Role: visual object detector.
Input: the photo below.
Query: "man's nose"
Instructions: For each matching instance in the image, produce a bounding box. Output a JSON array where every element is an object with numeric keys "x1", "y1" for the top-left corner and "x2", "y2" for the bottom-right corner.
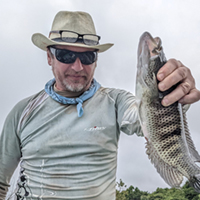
[{"x1": 71, "y1": 58, "x2": 83, "y2": 72}]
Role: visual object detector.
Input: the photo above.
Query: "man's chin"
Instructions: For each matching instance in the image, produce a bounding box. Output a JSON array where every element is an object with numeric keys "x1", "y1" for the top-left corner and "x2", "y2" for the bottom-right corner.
[{"x1": 65, "y1": 83, "x2": 85, "y2": 93}]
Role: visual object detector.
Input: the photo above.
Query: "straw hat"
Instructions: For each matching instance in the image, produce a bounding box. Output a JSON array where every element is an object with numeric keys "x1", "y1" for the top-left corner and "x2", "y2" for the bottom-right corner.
[{"x1": 32, "y1": 11, "x2": 113, "y2": 53}]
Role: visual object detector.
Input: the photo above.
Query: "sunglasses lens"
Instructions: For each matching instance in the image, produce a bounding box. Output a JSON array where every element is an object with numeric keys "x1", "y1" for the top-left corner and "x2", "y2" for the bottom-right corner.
[
  {"x1": 61, "y1": 32, "x2": 78, "y2": 43},
  {"x1": 51, "y1": 48, "x2": 97, "y2": 65},
  {"x1": 83, "y1": 35, "x2": 99, "y2": 45},
  {"x1": 56, "y1": 49, "x2": 76, "y2": 64},
  {"x1": 78, "y1": 51, "x2": 97, "y2": 65}
]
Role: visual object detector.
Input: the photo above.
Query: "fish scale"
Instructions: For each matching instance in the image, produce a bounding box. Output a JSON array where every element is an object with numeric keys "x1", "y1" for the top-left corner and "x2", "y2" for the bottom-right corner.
[
  {"x1": 136, "y1": 31, "x2": 200, "y2": 192},
  {"x1": 146, "y1": 102, "x2": 182, "y2": 164}
]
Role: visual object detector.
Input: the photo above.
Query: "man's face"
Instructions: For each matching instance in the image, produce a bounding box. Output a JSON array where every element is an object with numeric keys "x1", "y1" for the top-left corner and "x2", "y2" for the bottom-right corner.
[{"x1": 47, "y1": 45, "x2": 97, "y2": 96}]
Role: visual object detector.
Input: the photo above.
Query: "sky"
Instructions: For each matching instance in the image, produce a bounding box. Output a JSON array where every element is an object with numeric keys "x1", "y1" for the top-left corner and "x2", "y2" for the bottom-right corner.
[{"x1": 1, "y1": 0, "x2": 200, "y2": 195}]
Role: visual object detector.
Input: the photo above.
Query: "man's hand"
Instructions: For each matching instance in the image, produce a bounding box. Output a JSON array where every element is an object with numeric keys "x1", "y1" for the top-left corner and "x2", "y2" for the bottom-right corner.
[{"x1": 157, "y1": 59, "x2": 200, "y2": 106}]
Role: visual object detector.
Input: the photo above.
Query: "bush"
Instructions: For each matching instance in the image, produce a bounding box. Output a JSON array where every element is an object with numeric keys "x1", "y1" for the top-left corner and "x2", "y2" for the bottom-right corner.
[{"x1": 116, "y1": 180, "x2": 200, "y2": 200}]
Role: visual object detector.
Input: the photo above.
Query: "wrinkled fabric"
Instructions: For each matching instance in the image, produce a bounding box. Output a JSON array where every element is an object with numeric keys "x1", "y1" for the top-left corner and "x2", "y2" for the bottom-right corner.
[{"x1": 1, "y1": 87, "x2": 142, "y2": 200}]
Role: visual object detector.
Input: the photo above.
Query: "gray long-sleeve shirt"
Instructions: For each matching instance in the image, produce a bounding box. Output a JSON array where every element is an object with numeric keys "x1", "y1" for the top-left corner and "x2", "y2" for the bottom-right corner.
[{"x1": 0, "y1": 87, "x2": 142, "y2": 200}]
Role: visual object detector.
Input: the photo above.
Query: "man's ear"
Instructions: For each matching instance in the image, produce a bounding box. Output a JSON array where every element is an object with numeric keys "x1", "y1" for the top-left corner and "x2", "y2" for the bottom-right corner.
[{"x1": 47, "y1": 49, "x2": 53, "y2": 66}]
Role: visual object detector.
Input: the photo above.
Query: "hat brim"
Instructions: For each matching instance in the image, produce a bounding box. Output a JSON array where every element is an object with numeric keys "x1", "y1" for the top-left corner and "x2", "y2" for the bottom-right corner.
[{"x1": 32, "y1": 33, "x2": 113, "y2": 53}]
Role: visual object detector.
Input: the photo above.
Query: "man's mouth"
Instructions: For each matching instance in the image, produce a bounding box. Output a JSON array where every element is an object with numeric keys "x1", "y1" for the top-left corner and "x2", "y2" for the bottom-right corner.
[{"x1": 67, "y1": 75, "x2": 86, "y2": 81}]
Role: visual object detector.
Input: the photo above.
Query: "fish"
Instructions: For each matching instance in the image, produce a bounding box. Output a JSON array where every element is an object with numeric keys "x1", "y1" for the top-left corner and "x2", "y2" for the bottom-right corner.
[{"x1": 135, "y1": 31, "x2": 200, "y2": 192}]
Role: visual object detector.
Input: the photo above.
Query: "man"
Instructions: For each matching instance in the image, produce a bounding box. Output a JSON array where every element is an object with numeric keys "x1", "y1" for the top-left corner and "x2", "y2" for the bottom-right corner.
[{"x1": 0, "y1": 11, "x2": 199, "y2": 200}]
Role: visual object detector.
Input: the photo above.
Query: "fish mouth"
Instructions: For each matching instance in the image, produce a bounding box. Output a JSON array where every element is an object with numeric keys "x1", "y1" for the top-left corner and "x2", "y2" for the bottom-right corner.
[
  {"x1": 136, "y1": 32, "x2": 167, "y2": 98},
  {"x1": 136, "y1": 32, "x2": 166, "y2": 77},
  {"x1": 137, "y1": 31, "x2": 162, "y2": 60}
]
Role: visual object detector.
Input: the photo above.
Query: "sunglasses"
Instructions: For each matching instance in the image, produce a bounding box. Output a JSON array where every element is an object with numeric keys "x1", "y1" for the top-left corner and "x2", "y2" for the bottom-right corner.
[{"x1": 49, "y1": 47, "x2": 98, "y2": 65}]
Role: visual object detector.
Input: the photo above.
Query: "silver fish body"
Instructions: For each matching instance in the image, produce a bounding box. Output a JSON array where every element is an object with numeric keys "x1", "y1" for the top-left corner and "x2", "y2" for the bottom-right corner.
[{"x1": 136, "y1": 31, "x2": 200, "y2": 192}]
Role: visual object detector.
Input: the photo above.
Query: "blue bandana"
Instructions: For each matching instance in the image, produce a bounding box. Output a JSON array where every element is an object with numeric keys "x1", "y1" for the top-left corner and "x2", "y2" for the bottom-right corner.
[{"x1": 45, "y1": 78, "x2": 101, "y2": 117}]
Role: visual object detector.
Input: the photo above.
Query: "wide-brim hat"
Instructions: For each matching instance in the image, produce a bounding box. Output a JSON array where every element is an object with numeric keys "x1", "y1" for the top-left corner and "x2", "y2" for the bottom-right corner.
[{"x1": 32, "y1": 11, "x2": 113, "y2": 53}]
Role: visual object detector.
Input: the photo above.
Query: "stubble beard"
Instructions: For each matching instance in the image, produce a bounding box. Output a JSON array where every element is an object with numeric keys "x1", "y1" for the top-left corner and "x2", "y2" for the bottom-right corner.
[
  {"x1": 53, "y1": 70, "x2": 88, "y2": 92},
  {"x1": 53, "y1": 67, "x2": 93, "y2": 93},
  {"x1": 63, "y1": 80, "x2": 86, "y2": 92}
]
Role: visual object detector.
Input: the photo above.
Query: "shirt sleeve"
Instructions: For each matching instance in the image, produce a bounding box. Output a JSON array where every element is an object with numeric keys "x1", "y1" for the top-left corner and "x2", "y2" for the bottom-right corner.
[
  {"x1": 113, "y1": 89, "x2": 143, "y2": 136},
  {"x1": 0, "y1": 99, "x2": 30, "y2": 199}
]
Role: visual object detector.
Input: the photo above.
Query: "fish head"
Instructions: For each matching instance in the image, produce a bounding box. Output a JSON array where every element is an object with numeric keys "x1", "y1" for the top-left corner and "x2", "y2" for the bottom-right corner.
[{"x1": 136, "y1": 32, "x2": 166, "y2": 99}]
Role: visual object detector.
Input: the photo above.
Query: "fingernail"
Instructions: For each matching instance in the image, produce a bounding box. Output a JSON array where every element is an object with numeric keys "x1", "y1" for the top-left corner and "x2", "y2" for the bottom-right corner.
[
  {"x1": 158, "y1": 73, "x2": 164, "y2": 81},
  {"x1": 159, "y1": 82, "x2": 166, "y2": 91},
  {"x1": 162, "y1": 98, "x2": 169, "y2": 106}
]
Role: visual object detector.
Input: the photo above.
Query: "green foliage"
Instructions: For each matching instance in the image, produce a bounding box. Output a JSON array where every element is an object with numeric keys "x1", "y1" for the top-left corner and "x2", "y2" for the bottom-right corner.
[
  {"x1": 116, "y1": 179, "x2": 149, "y2": 200},
  {"x1": 146, "y1": 187, "x2": 187, "y2": 200},
  {"x1": 182, "y1": 181, "x2": 200, "y2": 200},
  {"x1": 116, "y1": 179, "x2": 200, "y2": 200}
]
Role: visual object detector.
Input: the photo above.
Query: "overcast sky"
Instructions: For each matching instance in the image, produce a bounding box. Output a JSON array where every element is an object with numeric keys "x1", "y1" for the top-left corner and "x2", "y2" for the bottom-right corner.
[{"x1": 1, "y1": 0, "x2": 200, "y2": 194}]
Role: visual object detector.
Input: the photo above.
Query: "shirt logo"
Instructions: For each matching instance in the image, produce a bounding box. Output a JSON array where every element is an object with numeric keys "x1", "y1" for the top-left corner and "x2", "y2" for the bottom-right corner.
[{"x1": 84, "y1": 126, "x2": 106, "y2": 131}]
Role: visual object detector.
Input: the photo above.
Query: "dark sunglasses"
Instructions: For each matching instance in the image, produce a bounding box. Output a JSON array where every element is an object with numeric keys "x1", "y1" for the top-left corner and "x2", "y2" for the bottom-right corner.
[
  {"x1": 49, "y1": 47, "x2": 98, "y2": 65},
  {"x1": 50, "y1": 30, "x2": 101, "y2": 46}
]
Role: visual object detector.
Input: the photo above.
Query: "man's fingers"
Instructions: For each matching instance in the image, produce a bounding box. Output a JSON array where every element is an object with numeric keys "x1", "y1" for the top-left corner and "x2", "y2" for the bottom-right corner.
[
  {"x1": 162, "y1": 86, "x2": 200, "y2": 106},
  {"x1": 158, "y1": 65, "x2": 189, "y2": 92},
  {"x1": 157, "y1": 59, "x2": 182, "y2": 81},
  {"x1": 157, "y1": 58, "x2": 200, "y2": 106},
  {"x1": 161, "y1": 81, "x2": 192, "y2": 106},
  {"x1": 179, "y1": 89, "x2": 200, "y2": 104}
]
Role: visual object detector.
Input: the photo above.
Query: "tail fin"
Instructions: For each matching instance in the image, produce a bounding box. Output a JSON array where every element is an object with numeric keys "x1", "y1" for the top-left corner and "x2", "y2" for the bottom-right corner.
[{"x1": 190, "y1": 174, "x2": 200, "y2": 193}]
